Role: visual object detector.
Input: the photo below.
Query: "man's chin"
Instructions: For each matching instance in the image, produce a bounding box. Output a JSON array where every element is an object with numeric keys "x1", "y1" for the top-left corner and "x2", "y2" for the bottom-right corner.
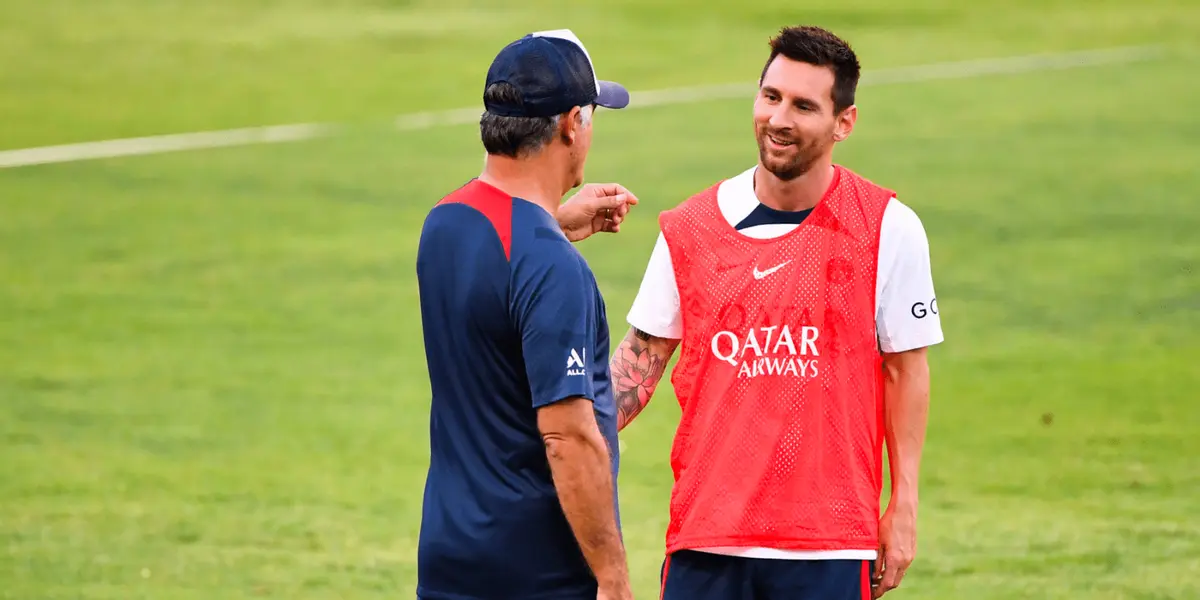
[{"x1": 760, "y1": 156, "x2": 805, "y2": 181}]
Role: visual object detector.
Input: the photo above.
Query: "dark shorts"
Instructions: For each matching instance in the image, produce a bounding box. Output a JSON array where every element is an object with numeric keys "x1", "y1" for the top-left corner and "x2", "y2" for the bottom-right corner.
[{"x1": 660, "y1": 550, "x2": 874, "y2": 600}]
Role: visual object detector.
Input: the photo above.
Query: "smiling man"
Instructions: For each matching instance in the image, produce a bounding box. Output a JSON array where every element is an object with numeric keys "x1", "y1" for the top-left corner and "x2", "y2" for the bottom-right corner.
[{"x1": 610, "y1": 26, "x2": 944, "y2": 600}]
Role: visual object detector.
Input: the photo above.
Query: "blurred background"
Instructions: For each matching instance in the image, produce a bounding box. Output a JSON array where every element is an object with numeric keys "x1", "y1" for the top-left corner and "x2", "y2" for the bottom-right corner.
[{"x1": 1, "y1": 1, "x2": 1198, "y2": 598}]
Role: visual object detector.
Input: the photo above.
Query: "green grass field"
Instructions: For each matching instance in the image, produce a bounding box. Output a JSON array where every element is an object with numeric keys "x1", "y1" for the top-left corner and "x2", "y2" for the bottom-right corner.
[{"x1": 2, "y1": 1, "x2": 1199, "y2": 598}]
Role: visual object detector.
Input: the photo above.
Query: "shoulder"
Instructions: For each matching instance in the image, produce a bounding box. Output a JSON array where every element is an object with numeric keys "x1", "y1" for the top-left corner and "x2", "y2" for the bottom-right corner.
[
  {"x1": 423, "y1": 198, "x2": 502, "y2": 231},
  {"x1": 835, "y1": 165, "x2": 898, "y2": 215},
  {"x1": 419, "y1": 187, "x2": 515, "y2": 262},
  {"x1": 423, "y1": 179, "x2": 519, "y2": 257},
  {"x1": 881, "y1": 198, "x2": 930, "y2": 245},
  {"x1": 433, "y1": 179, "x2": 515, "y2": 221},
  {"x1": 876, "y1": 198, "x2": 937, "y2": 301}
]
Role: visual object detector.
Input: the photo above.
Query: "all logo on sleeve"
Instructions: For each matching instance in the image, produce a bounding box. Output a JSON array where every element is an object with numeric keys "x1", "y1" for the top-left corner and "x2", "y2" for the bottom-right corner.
[{"x1": 566, "y1": 348, "x2": 587, "y2": 376}]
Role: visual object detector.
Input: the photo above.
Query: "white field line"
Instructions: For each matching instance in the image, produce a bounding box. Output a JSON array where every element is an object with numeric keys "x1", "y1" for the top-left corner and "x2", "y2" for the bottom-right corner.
[{"x1": 0, "y1": 45, "x2": 1163, "y2": 170}]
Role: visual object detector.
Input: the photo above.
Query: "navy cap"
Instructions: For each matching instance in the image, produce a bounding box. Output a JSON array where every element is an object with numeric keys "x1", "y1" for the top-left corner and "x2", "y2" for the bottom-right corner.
[{"x1": 484, "y1": 29, "x2": 630, "y2": 118}]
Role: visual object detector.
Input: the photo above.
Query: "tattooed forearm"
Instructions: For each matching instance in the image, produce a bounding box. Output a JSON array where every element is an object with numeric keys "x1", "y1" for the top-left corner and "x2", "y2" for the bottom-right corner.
[{"x1": 611, "y1": 327, "x2": 680, "y2": 431}]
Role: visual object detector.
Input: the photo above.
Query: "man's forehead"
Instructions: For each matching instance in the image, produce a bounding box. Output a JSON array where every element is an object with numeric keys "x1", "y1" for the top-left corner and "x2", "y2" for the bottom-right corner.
[{"x1": 762, "y1": 56, "x2": 835, "y2": 96}]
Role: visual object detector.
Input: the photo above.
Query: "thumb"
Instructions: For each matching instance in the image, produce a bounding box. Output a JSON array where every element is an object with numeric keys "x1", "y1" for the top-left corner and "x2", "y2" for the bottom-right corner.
[
  {"x1": 589, "y1": 183, "x2": 638, "y2": 206},
  {"x1": 596, "y1": 192, "x2": 629, "y2": 209}
]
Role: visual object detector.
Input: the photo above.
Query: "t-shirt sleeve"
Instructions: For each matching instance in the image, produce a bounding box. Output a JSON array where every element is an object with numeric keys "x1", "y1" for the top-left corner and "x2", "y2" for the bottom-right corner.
[
  {"x1": 625, "y1": 233, "x2": 684, "y2": 339},
  {"x1": 876, "y1": 200, "x2": 945, "y2": 353},
  {"x1": 511, "y1": 247, "x2": 597, "y2": 408}
]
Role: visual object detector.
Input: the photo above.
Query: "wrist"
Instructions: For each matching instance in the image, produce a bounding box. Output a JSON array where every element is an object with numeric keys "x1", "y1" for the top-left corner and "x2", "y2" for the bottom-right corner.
[
  {"x1": 597, "y1": 566, "x2": 630, "y2": 589},
  {"x1": 555, "y1": 205, "x2": 577, "y2": 228},
  {"x1": 888, "y1": 489, "x2": 919, "y2": 514}
]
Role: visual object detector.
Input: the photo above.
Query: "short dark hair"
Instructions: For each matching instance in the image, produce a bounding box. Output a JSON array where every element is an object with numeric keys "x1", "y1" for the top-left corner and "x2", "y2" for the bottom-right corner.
[
  {"x1": 760, "y1": 26, "x2": 860, "y2": 113},
  {"x1": 479, "y1": 82, "x2": 560, "y2": 158}
]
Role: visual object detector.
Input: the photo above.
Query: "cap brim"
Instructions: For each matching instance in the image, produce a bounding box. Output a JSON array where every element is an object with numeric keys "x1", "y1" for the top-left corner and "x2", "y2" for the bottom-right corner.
[{"x1": 596, "y1": 80, "x2": 630, "y2": 109}]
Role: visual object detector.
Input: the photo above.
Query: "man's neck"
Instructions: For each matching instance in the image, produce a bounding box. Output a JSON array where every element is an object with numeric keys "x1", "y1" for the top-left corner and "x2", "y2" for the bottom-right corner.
[
  {"x1": 753, "y1": 160, "x2": 836, "y2": 212},
  {"x1": 479, "y1": 154, "x2": 564, "y2": 217}
]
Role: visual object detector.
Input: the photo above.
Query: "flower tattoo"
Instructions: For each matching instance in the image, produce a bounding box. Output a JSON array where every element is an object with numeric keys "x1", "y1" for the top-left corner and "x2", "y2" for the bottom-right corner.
[{"x1": 612, "y1": 328, "x2": 676, "y2": 429}]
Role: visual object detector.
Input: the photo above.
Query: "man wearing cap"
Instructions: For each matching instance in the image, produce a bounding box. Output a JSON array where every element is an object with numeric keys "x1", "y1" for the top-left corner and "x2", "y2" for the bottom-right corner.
[{"x1": 415, "y1": 29, "x2": 636, "y2": 600}]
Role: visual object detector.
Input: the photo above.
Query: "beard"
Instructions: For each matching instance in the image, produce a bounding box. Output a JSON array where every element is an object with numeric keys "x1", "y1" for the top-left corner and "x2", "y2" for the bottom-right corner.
[{"x1": 756, "y1": 127, "x2": 823, "y2": 181}]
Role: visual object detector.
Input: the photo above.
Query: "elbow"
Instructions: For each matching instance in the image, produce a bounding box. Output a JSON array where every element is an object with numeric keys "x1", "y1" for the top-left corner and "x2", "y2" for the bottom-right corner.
[
  {"x1": 537, "y1": 397, "x2": 606, "y2": 461},
  {"x1": 541, "y1": 431, "x2": 572, "y2": 461},
  {"x1": 541, "y1": 426, "x2": 602, "y2": 460},
  {"x1": 542, "y1": 431, "x2": 606, "y2": 468},
  {"x1": 540, "y1": 425, "x2": 605, "y2": 464},
  {"x1": 882, "y1": 347, "x2": 929, "y2": 383}
]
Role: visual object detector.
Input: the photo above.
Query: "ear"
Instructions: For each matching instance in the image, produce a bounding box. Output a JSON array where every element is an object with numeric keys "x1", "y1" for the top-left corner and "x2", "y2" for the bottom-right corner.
[
  {"x1": 560, "y1": 106, "x2": 583, "y2": 145},
  {"x1": 833, "y1": 104, "x2": 857, "y2": 142}
]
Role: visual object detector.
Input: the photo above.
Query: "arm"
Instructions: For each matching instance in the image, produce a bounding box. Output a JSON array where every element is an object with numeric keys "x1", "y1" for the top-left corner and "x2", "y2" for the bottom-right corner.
[
  {"x1": 615, "y1": 232, "x2": 684, "y2": 430},
  {"x1": 875, "y1": 347, "x2": 930, "y2": 597},
  {"x1": 611, "y1": 327, "x2": 679, "y2": 431},
  {"x1": 512, "y1": 238, "x2": 632, "y2": 598},
  {"x1": 882, "y1": 347, "x2": 930, "y2": 510},
  {"x1": 873, "y1": 200, "x2": 942, "y2": 598},
  {"x1": 537, "y1": 399, "x2": 631, "y2": 597}
]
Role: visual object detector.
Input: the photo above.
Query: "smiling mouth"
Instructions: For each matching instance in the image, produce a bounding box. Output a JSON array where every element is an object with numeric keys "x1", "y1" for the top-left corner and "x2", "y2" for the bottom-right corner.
[{"x1": 766, "y1": 133, "x2": 795, "y2": 148}]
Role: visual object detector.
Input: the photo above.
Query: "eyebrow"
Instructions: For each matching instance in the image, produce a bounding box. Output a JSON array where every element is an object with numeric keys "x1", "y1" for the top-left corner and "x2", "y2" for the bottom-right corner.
[
  {"x1": 792, "y1": 96, "x2": 819, "y2": 108},
  {"x1": 762, "y1": 85, "x2": 821, "y2": 108}
]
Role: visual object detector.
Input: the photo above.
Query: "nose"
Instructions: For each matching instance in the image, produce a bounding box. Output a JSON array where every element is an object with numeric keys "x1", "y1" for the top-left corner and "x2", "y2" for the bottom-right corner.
[{"x1": 767, "y1": 104, "x2": 791, "y2": 130}]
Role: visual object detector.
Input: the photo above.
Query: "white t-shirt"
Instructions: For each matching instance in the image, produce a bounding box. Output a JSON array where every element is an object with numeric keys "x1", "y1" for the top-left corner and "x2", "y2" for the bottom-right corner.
[{"x1": 626, "y1": 165, "x2": 944, "y2": 561}]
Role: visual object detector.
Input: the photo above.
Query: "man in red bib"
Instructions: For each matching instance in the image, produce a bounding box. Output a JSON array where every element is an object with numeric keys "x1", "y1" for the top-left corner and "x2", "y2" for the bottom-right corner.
[{"x1": 610, "y1": 26, "x2": 943, "y2": 599}]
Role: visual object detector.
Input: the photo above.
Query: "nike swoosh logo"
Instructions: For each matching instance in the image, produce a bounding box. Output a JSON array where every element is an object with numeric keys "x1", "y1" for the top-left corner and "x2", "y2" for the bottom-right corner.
[{"x1": 753, "y1": 260, "x2": 791, "y2": 280}]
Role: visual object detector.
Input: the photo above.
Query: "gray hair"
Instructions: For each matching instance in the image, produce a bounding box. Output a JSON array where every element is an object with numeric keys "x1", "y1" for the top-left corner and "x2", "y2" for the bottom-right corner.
[{"x1": 480, "y1": 83, "x2": 591, "y2": 158}]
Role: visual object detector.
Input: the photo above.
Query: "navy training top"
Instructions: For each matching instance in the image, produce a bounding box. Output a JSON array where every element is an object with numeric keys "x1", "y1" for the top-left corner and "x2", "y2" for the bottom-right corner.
[{"x1": 415, "y1": 178, "x2": 619, "y2": 600}]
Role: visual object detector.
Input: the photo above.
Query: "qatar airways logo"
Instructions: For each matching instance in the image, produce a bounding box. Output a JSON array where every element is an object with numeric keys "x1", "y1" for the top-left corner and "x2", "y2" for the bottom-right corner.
[{"x1": 710, "y1": 325, "x2": 820, "y2": 379}]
